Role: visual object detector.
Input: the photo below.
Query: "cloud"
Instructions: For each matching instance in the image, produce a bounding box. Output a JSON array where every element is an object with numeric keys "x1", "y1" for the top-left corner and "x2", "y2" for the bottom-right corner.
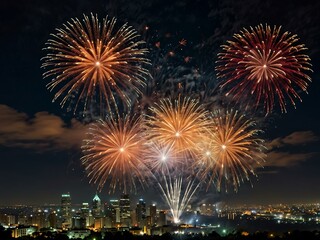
[
  {"x1": 263, "y1": 131, "x2": 319, "y2": 168},
  {"x1": 267, "y1": 131, "x2": 319, "y2": 149},
  {"x1": 264, "y1": 151, "x2": 317, "y2": 168},
  {"x1": 0, "y1": 104, "x2": 86, "y2": 151}
]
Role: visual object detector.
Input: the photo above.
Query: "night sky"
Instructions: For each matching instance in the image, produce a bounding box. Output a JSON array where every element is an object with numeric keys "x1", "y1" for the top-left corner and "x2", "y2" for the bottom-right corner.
[{"x1": 0, "y1": 0, "x2": 319, "y2": 206}]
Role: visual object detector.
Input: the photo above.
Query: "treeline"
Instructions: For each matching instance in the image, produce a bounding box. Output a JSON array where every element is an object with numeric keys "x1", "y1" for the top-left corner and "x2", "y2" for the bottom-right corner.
[{"x1": 1, "y1": 229, "x2": 320, "y2": 240}]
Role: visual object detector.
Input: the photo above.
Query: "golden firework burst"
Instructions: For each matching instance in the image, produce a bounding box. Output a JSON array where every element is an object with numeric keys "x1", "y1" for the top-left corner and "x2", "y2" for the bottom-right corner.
[
  {"x1": 145, "y1": 96, "x2": 211, "y2": 161},
  {"x1": 42, "y1": 13, "x2": 150, "y2": 114},
  {"x1": 197, "y1": 109, "x2": 265, "y2": 192},
  {"x1": 81, "y1": 114, "x2": 148, "y2": 192}
]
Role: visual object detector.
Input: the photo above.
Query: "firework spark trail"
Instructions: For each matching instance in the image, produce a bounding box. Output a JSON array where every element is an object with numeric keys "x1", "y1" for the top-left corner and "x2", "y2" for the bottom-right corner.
[
  {"x1": 41, "y1": 13, "x2": 150, "y2": 114},
  {"x1": 216, "y1": 24, "x2": 312, "y2": 114},
  {"x1": 81, "y1": 114, "x2": 149, "y2": 193},
  {"x1": 158, "y1": 175, "x2": 200, "y2": 224},
  {"x1": 145, "y1": 96, "x2": 211, "y2": 160},
  {"x1": 196, "y1": 109, "x2": 265, "y2": 192}
]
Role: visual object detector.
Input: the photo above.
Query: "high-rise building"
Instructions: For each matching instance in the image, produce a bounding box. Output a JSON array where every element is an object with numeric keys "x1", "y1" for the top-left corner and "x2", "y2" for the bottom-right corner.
[
  {"x1": 7, "y1": 215, "x2": 16, "y2": 225},
  {"x1": 18, "y1": 215, "x2": 29, "y2": 225},
  {"x1": 136, "y1": 199, "x2": 146, "y2": 227},
  {"x1": 92, "y1": 193, "x2": 102, "y2": 218},
  {"x1": 107, "y1": 199, "x2": 120, "y2": 227},
  {"x1": 130, "y1": 209, "x2": 137, "y2": 226},
  {"x1": 149, "y1": 204, "x2": 157, "y2": 226},
  {"x1": 157, "y1": 211, "x2": 166, "y2": 226},
  {"x1": 61, "y1": 193, "x2": 72, "y2": 227},
  {"x1": 48, "y1": 211, "x2": 57, "y2": 228},
  {"x1": 31, "y1": 210, "x2": 47, "y2": 229},
  {"x1": 119, "y1": 194, "x2": 131, "y2": 227},
  {"x1": 199, "y1": 203, "x2": 214, "y2": 216},
  {"x1": 72, "y1": 215, "x2": 86, "y2": 229},
  {"x1": 80, "y1": 203, "x2": 90, "y2": 227}
]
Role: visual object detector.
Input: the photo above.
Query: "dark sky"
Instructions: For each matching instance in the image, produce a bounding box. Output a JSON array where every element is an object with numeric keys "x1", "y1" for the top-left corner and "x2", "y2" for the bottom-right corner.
[{"x1": 0, "y1": 0, "x2": 319, "y2": 207}]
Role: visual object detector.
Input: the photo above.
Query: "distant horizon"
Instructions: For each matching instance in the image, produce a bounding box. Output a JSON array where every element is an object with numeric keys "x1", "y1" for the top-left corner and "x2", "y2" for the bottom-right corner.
[
  {"x1": 1, "y1": 0, "x2": 320, "y2": 210},
  {"x1": 1, "y1": 196, "x2": 320, "y2": 208}
]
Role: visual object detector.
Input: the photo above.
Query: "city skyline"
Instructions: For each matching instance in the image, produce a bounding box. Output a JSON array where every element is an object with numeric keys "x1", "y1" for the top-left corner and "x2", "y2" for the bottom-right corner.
[
  {"x1": 1, "y1": 0, "x2": 320, "y2": 207},
  {"x1": 1, "y1": 191, "x2": 319, "y2": 233}
]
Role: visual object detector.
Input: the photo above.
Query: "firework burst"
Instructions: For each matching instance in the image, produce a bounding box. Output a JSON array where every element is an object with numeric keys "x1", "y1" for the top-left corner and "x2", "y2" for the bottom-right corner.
[
  {"x1": 41, "y1": 13, "x2": 150, "y2": 114},
  {"x1": 158, "y1": 175, "x2": 199, "y2": 224},
  {"x1": 144, "y1": 142, "x2": 178, "y2": 173},
  {"x1": 145, "y1": 96, "x2": 211, "y2": 160},
  {"x1": 81, "y1": 114, "x2": 148, "y2": 192},
  {"x1": 216, "y1": 24, "x2": 312, "y2": 114},
  {"x1": 197, "y1": 109, "x2": 265, "y2": 192}
]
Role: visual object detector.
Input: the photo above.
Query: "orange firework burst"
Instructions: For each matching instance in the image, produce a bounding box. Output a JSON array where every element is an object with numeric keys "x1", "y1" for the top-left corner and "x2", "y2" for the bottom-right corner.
[
  {"x1": 216, "y1": 24, "x2": 312, "y2": 114},
  {"x1": 41, "y1": 13, "x2": 150, "y2": 113},
  {"x1": 81, "y1": 114, "x2": 148, "y2": 192},
  {"x1": 145, "y1": 97, "x2": 211, "y2": 160},
  {"x1": 197, "y1": 109, "x2": 265, "y2": 192}
]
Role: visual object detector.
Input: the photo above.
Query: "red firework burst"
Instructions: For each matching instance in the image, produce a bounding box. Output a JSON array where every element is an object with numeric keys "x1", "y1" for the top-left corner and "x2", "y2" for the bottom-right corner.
[{"x1": 216, "y1": 24, "x2": 312, "y2": 114}]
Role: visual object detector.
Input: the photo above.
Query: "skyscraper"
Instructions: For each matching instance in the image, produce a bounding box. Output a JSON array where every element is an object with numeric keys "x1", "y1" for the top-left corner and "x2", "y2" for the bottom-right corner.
[
  {"x1": 149, "y1": 204, "x2": 157, "y2": 226},
  {"x1": 136, "y1": 199, "x2": 146, "y2": 227},
  {"x1": 81, "y1": 203, "x2": 90, "y2": 227},
  {"x1": 61, "y1": 193, "x2": 71, "y2": 228},
  {"x1": 157, "y1": 211, "x2": 166, "y2": 226},
  {"x1": 48, "y1": 211, "x2": 57, "y2": 228},
  {"x1": 119, "y1": 194, "x2": 131, "y2": 227},
  {"x1": 92, "y1": 193, "x2": 102, "y2": 218},
  {"x1": 107, "y1": 199, "x2": 120, "y2": 227}
]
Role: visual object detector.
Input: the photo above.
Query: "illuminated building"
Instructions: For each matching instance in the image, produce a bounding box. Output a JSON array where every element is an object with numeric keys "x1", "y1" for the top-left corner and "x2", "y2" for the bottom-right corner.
[
  {"x1": 80, "y1": 203, "x2": 90, "y2": 227},
  {"x1": 136, "y1": 199, "x2": 146, "y2": 227},
  {"x1": 131, "y1": 210, "x2": 137, "y2": 226},
  {"x1": 108, "y1": 199, "x2": 120, "y2": 227},
  {"x1": 12, "y1": 226, "x2": 36, "y2": 238},
  {"x1": 92, "y1": 193, "x2": 102, "y2": 218},
  {"x1": 157, "y1": 211, "x2": 166, "y2": 226},
  {"x1": 7, "y1": 215, "x2": 16, "y2": 225},
  {"x1": 48, "y1": 211, "x2": 57, "y2": 228},
  {"x1": 17, "y1": 215, "x2": 29, "y2": 225},
  {"x1": 31, "y1": 210, "x2": 47, "y2": 229},
  {"x1": 94, "y1": 217, "x2": 103, "y2": 230},
  {"x1": 61, "y1": 193, "x2": 72, "y2": 228},
  {"x1": 120, "y1": 194, "x2": 131, "y2": 227},
  {"x1": 72, "y1": 215, "x2": 86, "y2": 229},
  {"x1": 200, "y1": 203, "x2": 214, "y2": 216},
  {"x1": 149, "y1": 204, "x2": 157, "y2": 226}
]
